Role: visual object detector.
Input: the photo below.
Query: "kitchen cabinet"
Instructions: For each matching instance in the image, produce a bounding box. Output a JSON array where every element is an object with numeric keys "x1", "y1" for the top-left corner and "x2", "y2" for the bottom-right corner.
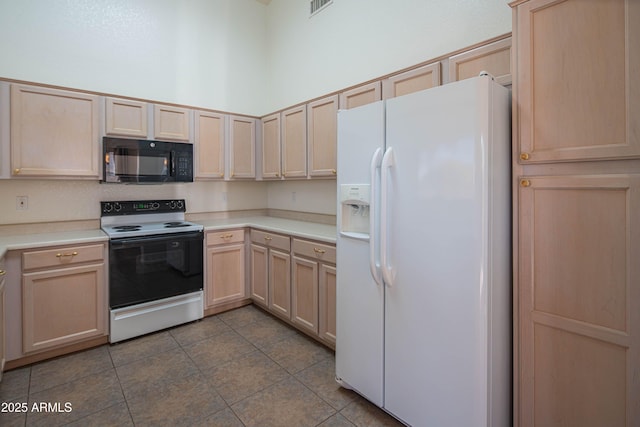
[
  {"x1": 512, "y1": 0, "x2": 639, "y2": 163},
  {"x1": 250, "y1": 230, "x2": 291, "y2": 319},
  {"x1": 153, "y1": 104, "x2": 191, "y2": 142},
  {"x1": 307, "y1": 95, "x2": 338, "y2": 178},
  {"x1": 105, "y1": 97, "x2": 148, "y2": 138},
  {"x1": 261, "y1": 113, "x2": 282, "y2": 179},
  {"x1": 448, "y1": 37, "x2": 512, "y2": 86},
  {"x1": 10, "y1": 84, "x2": 100, "y2": 179},
  {"x1": 195, "y1": 111, "x2": 226, "y2": 180},
  {"x1": 281, "y1": 105, "x2": 307, "y2": 178},
  {"x1": 291, "y1": 238, "x2": 336, "y2": 346},
  {"x1": 21, "y1": 243, "x2": 107, "y2": 354},
  {"x1": 229, "y1": 115, "x2": 256, "y2": 179},
  {"x1": 511, "y1": 1, "x2": 640, "y2": 426},
  {"x1": 205, "y1": 229, "x2": 247, "y2": 312},
  {"x1": 382, "y1": 62, "x2": 441, "y2": 99},
  {"x1": 0, "y1": 260, "x2": 5, "y2": 380},
  {"x1": 339, "y1": 81, "x2": 381, "y2": 110}
]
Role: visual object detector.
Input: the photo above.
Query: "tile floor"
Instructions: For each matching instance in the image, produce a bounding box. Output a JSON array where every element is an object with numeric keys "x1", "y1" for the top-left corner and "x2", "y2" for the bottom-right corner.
[{"x1": 0, "y1": 305, "x2": 404, "y2": 426}]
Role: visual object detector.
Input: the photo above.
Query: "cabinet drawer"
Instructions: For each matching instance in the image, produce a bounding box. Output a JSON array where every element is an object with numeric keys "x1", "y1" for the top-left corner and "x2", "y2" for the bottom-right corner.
[
  {"x1": 23, "y1": 244, "x2": 104, "y2": 271},
  {"x1": 292, "y1": 239, "x2": 336, "y2": 264},
  {"x1": 250, "y1": 229, "x2": 290, "y2": 252},
  {"x1": 207, "y1": 229, "x2": 245, "y2": 246}
]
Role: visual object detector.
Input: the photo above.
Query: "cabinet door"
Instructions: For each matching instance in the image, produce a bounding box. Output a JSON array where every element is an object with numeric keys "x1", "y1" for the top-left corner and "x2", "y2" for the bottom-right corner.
[
  {"x1": 514, "y1": 0, "x2": 640, "y2": 163},
  {"x1": 229, "y1": 116, "x2": 256, "y2": 179},
  {"x1": 261, "y1": 113, "x2": 281, "y2": 179},
  {"x1": 0, "y1": 270, "x2": 5, "y2": 379},
  {"x1": 448, "y1": 37, "x2": 511, "y2": 86},
  {"x1": 382, "y1": 62, "x2": 441, "y2": 99},
  {"x1": 291, "y1": 255, "x2": 319, "y2": 334},
  {"x1": 517, "y1": 174, "x2": 640, "y2": 427},
  {"x1": 307, "y1": 95, "x2": 338, "y2": 178},
  {"x1": 250, "y1": 244, "x2": 268, "y2": 307},
  {"x1": 281, "y1": 105, "x2": 307, "y2": 178},
  {"x1": 206, "y1": 243, "x2": 246, "y2": 308},
  {"x1": 195, "y1": 111, "x2": 225, "y2": 179},
  {"x1": 22, "y1": 263, "x2": 106, "y2": 353},
  {"x1": 319, "y1": 263, "x2": 336, "y2": 346},
  {"x1": 268, "y1": 249, "x2": 291, "y2": 319},
  {"x1": 339, "y1": 81, "x2": 381, "y2": 110},
  {"x1": 105, "y1": 97, "x2": 148, "y2": 138},
  {"x1": 10, "y1": 84, "x2": 100, "y2": 178},
  {"x1": 153, "y1": 104, "x2": 190, "y2": 142}
]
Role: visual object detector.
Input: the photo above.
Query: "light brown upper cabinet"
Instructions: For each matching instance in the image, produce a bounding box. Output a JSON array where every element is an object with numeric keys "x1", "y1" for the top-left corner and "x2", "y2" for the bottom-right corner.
[
  {"x1": 153, "y1": 104, "x2": 191, "y2": 142},
  {"x1": 339, "y1": 81, "x2": 381, "y2": 110},
  {"x1": 105, "y1": 97, "x2": 148, "y2": 138},
  {"x1": 229, "y1": 115, "x2": 256, "y2": 179},
  {"x1": 382, "y1": 62, "x2": 441, "y2": 99},
  {"x1": 261, "y1": 113, "x2": 282, "y2": 179},
  {"x1": 448, "y1": 37, "x2": 512, "y2": 86},
  {"x1": 512, "y1": 0, "x2": 639, "y2": 163},
  {"x1": 195, "y1": 111, "x2": 225, "y2": 180},
  {"x1": 10, "y1": 84, "x2": 100, "y2": 179},
  {"x1": 281, "y1": 105, "x2": 307, "y2": 179},
  {"x1": 307, "y1": 95, "x2": 338, "y2": 178}
]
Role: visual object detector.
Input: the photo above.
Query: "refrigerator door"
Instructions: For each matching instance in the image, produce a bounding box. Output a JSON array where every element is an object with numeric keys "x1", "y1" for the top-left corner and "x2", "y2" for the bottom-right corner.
[
  {"x1": 382, "y1": 77, "x2": 507, "y2": 426},
  {"x1": 335, "y1": 101, "x2": 385, "y2": 406}
]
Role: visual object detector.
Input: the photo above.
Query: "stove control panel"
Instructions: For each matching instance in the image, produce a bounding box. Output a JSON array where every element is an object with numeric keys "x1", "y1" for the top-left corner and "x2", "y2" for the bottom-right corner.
[{"x1": 101, "y1": 199, "x2": 186, "y2": 216}]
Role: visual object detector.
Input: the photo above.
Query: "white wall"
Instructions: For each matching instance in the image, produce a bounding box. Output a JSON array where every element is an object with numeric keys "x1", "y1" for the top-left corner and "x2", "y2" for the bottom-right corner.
[
  {"x1": 264, "y1": 0, "x2": 512, "y2": 112},
  {"x1": 0, "y1": 0, "x2": 269, "y2": 116}
]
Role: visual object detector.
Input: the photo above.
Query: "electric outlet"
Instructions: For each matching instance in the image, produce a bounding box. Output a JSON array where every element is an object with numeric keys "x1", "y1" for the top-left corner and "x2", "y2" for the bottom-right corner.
[
  {"x1": 16, "y1": 196, "x2": 28, "y2": 211},
  {"x1": 222, "y1": 192, "x2": 228, "y2": 202},
  {"x1": 291, "y1": 191, "x2": 297, "y2": 202}
]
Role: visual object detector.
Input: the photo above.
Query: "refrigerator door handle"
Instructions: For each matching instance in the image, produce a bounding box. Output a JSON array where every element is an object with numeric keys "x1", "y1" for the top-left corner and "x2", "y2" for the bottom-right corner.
[
  {"x1": 369, "y1": 147, "x2": 383, "y2": 286},
  {"x1": 380, "y1": 146, "x2": 395, "y2": 287}
]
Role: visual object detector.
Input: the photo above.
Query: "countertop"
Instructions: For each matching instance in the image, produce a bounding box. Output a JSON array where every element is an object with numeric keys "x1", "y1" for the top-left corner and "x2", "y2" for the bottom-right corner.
[{"x1": 0, "y1": 216, "x2": 336, "y2": 259}]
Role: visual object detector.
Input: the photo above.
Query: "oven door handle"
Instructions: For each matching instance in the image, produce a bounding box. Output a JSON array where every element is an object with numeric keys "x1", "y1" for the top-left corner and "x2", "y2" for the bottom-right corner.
[{"x1": 110, "y1": 232, "x2": 203, "y2": 248}]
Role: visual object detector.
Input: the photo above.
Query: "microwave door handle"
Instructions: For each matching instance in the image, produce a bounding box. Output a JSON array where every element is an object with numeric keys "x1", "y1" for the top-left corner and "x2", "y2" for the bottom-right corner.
[{"x1": 170, "y1": 150, "x2": 176, "y2": 177}]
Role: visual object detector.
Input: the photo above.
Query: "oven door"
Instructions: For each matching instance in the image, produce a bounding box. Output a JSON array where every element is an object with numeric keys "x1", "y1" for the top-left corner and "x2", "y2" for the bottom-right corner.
[{"x1": 109, "y1": 231, "x2": 203, "y2": 309}]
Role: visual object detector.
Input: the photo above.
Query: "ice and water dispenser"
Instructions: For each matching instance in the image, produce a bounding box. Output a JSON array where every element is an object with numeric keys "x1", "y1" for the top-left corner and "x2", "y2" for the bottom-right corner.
[{"x1": 339, "y1": 184, "x2": 370, "y2": 239}]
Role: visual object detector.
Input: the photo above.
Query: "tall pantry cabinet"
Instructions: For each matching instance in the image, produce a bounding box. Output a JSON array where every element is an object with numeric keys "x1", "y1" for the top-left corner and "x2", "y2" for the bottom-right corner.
[{"x1": 510, "y1": 1, "x2": 639, "y2": 426}]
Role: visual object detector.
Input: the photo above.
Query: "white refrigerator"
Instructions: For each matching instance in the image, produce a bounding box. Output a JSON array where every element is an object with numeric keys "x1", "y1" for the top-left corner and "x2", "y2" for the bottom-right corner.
[{"x1": 335, "y1": 75, "x2": 511, "y2": 427}]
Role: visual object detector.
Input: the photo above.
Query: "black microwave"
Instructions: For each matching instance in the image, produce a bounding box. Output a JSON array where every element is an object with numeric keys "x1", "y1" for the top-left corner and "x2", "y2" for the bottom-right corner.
[{"x1": 103, "y1": 137, "x2": 194, "y2": 183}]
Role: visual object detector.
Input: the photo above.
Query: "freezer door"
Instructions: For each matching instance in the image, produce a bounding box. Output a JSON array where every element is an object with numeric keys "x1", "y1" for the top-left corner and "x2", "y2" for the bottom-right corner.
[
  {"x1": 382, "y1": 76, "x2": 510, "y2": 427},
  {"x1": 335, "y1": 101, "x2": 385, "y2": 406}
]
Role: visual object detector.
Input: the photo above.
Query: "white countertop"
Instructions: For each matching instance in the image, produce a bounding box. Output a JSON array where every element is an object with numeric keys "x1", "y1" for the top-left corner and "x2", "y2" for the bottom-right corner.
[
  {"x1": 0, "y1": 216, "x2": 336, "y2": 260},
  {"x1": 196, "y1": 216, "x2": 337, "y2": 243}
]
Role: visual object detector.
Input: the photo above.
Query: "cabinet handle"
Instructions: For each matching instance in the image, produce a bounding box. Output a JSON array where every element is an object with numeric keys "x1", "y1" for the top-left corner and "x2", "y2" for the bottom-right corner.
[
  {"x1": 0, "y1": 269, "x2": 5, "y2": 276},
  {"x1": 520, "y1": 179, "x2": 531, "y2": 188},
  {"x1": 56, "y1": 251, "x2": 78, "y2": 258},
  {"x1": 314, "y1": 248, "x2": 326, "y2": 255},
  {"x1": 220, "y1": 233, "x2": 233, "y2": 239},
  {"x1": 264, "y1": 236, "x2": 272, "y2": 241},
  {"x1": 520, "y1": 153, "x2": 530, "y2": 161}
]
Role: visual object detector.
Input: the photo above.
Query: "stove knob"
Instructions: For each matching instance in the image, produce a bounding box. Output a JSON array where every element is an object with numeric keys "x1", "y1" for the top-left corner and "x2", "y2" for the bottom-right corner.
[
  {"x1": 177, "y1": 200, "x2": 184, "y2": 209},
  {"x1": 103, "y1": 203, "x2": 112, "y2": 213},
  {"x1": 169, "y1": 201, "x2": 177, "y2": 209},
  {"x1": 152, "y1": 202, "x2": 160, "y2": 210},
  {"x1": 114, "y1": 202, "x2": 122, "y2": 212}
]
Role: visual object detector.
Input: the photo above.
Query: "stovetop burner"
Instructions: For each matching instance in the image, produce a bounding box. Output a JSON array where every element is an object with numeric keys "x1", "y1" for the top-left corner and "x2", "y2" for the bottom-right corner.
[{"x1": 100, "y1": 199, "x2": 203, "y2": 239}]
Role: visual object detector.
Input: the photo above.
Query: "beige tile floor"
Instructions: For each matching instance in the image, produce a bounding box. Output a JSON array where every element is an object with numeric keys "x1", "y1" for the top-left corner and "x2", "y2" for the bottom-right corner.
[{"x1": 0, "y1": 305, "x2": 404, "y2": 427}]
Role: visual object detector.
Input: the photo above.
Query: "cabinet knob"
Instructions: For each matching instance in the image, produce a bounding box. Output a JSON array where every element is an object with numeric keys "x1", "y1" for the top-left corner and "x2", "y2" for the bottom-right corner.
[
  {"x1": 520, "y1": 179, "x2": 531, "y2": 188},
  {"x1": 331, "y1": 169, "x2": 336, "y2": 175},
  {"x1": 275, "y1": 173, "x2": 280, "y2": 177},
  {"x1": 13, "y1": 168, "x2": 20, "y2": 174},
  {"x1": 0, "y1": 269, "x2": 5, "y2": 276},
  {"x1": 520, "y1": 153, "x2": 530, "y2": 161}
]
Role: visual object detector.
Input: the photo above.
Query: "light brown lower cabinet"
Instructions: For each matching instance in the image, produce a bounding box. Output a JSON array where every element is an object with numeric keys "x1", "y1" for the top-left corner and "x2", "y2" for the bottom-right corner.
[
  {"x1": 205, "y1": 229, "x2": 247, "y2": 312},
  {"x1": 21, "y1": 243, "x2": 107, "y2": 354},
  {"x1": 517, "y1": 174, "x2": 639, "y2": 426},
  {"x1": 292, "y1": 238, "x2": 336, "y2": 347},
  {"x1": 0, "y1": 262, "x2": 5, "y2": 380},
  {"x1": 250, "y1": 230, "x2": 291, "y2": 320}
]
